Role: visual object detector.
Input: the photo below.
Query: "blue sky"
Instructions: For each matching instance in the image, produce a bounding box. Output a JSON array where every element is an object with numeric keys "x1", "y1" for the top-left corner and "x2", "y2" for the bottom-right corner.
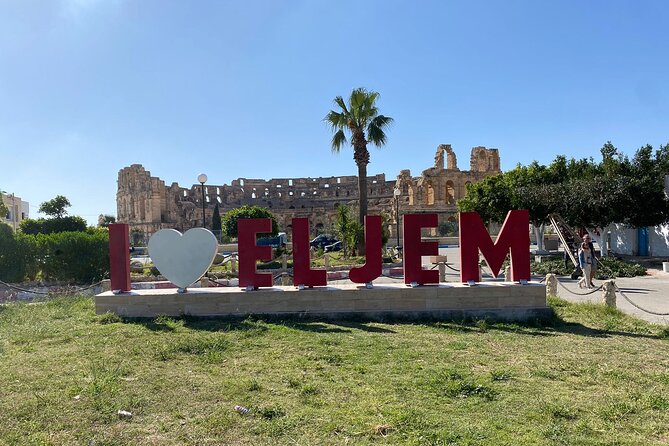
[{"x1": 1, "y1": 0, "x2": 667, "y2": 225}]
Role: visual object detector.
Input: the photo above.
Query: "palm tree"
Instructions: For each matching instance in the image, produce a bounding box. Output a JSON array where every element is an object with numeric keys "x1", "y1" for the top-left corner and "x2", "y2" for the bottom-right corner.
[{"x1": 324, "y1": 88, "x2": 393, "y2": 224}]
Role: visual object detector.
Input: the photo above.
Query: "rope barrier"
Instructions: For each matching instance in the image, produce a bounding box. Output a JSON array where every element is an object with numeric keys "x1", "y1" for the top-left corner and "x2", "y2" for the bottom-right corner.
[
  {"x1": 554, "y1": 275, "x2": 669, "y2": 316},
  {"x1": 72, "y1": 281, "x2": 104, "y2": 292},
  {"x1": 556, "y1": 278, "x2": 603, "y2": 296},
  {"x1": 0, "y1": 279, "x2": 51, "y2": 295},
  {"x1": 208, "y1": 278, "x2": 232, "y2": 287},
  {"x1": 614, "y1": 284, "x2": 669, "y2": 316},
  {"x1": 0, "y1": 279, "x2": 105, "y2": 296}
]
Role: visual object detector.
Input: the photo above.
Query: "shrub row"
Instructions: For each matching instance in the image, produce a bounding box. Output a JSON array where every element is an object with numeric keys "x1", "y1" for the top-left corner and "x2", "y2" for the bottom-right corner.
[
  {"x1": 530, "y1": 256, "x2": 647, "y2": 279},
  {"x1": 0, "y1": 224, "x2": 109, "y2": 284},
  {"x1": 19, "y1": 216, "x2": 88, "y2": 235}
]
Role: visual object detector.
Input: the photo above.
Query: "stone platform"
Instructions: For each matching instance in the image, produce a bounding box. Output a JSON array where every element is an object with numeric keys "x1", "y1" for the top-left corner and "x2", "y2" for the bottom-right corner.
[{"x1": 96, "y1": 282, "x2": 549, "y2": 321}]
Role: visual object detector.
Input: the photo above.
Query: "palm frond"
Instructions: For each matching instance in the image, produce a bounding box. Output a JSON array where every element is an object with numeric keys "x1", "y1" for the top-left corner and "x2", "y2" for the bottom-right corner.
[
  {"x1": 324, "y1": 110, "x2": 348, "y2": 130},
  {"x1": 333, "y1": 96, "x2": 349, "y2": 115},
  {"x1": 370, "y1": 114, "x2": 393, "y2": 128},
  {"x1": 362, "y1": 91, "x2": 379, "y2": 119},
  {"x1": 331, "y1": 129, "x2": 347, "y2": 152},
  {"x1": 367, "y1": 115, "x2": 393, "y2": 146}
]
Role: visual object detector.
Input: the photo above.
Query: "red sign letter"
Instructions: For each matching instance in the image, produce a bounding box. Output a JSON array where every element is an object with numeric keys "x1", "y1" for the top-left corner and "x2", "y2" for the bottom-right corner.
[
  {"x1": 238, "y1": 218, "x2": 274, "y2": 288},
  {"x1": 349, "y1": 215, "x2": 382, "y2": 284},
  {"x1": 403, "y1": 213, "x2": 439, "y2": 285},
  {"x1": 459, "y1": 210, "x2": 530, "y2": 282},
  {"x1": 292, "y1": 218, "x2": 326, "y2": 287},
  {"x1": 109, "y1": 223, "x2": 131, "y2": 292}
]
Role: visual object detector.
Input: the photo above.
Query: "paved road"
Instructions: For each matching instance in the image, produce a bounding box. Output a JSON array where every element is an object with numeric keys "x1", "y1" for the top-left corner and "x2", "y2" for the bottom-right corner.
[{"x1": 551, "y1": 271, "x2": 669, "y2": 325}]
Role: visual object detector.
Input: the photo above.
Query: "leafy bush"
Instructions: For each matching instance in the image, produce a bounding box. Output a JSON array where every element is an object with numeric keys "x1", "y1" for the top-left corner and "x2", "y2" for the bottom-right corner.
[
  {"x1": 596, "y1": 257, "x2": 646, "y2": 278},
  {"x1": 221, "y1": 205, "x2": 278, "y2": 238},
  {"x1": 439, "y1": 221, "x2": 459, "y2": 236},
  {"x1": 36, "y1": 231, "x2": 109, "y2": 283},
  {"x1": 0, "y1": 223, "x2": 38, "y2": 282},
  {"x1": 530, "y1": 256, "x2": 646, "y2": 278},
  {"x1": 530, "y1": 258, "x2": 572, "y2": 276},
  {"x1": 333, "y1": 205, "x2": 363, "y2": 257},
  {"x1": 20, "y1": 216, "x2": 87, "y2": 235}
]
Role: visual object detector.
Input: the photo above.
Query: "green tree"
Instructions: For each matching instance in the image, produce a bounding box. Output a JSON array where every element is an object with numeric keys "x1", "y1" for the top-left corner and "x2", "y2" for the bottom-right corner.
[
  {"x1": 325, "y1": 88, "x2": 393, "y2": 224},
  {"x1": 221, "y1": 205, "x2": 278, "y2": 239},
  {"x1": 39, "y1": 195, "x2": 71, "y2": 218},
  {"x1": 212, "y1": 203, "x2": 222, "y2": 234},
  {"x1": 0, "y1": 195, "x2": 7, "y2": 219},
  {"x1": 332, "y1": 205, "x2": 362, "y2": 258},
  {"x1": 458, "y1": 142, "x2": 669, "y2": 248},
  {"x1": 457, "y1": 174, "x2": 513, "y2": 224}
]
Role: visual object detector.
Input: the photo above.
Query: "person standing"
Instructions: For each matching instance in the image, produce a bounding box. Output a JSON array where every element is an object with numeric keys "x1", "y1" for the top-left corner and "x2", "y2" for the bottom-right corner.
[
  {"x1": 578, "y1": 241, "x2": 595, "y2": 288},
  {"x1": 583, "y1": 234, "x2": 597, "y2": 281}
]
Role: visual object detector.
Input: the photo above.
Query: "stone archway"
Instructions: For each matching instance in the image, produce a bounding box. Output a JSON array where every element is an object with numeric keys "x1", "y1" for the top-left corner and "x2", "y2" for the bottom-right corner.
[
  {"x1": 445, "y1": 180, "x2": 455, "y2": 204},
  {"x1": 426, "y1": 183, "x2": 435, "y2": 205}
]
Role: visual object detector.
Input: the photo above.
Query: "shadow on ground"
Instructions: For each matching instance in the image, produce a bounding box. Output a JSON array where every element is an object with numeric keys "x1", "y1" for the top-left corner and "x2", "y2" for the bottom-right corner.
[{"x1": 125, "y1": 306, "x2": 667, "y2": 341}]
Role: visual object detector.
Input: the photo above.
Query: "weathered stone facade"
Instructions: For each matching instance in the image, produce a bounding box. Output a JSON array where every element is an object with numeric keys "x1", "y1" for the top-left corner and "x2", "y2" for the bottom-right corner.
[{"x1": 117, "y1": 145, "x2": 501, "y2": 240}]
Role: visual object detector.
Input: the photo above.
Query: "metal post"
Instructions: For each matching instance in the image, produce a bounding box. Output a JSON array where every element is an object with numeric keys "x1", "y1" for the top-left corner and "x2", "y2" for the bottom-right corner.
[
  {"x1": 394, "y1": 188, "x2": 401, "y2": 258},
  {"x1": 197, "y1": 173, "x2": 208, "y2": 229},
  {"x1": 396, "y1": 196, "x2": 400, "y2": 248},
  {"x1": 200, "y1": 184, "x2": 205, "y2": 228}
]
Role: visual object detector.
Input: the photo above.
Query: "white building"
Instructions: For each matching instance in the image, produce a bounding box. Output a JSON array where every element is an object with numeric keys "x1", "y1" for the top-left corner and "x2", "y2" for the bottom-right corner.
[
  {"x1": 1, "y1": 193, "x2": 29, "y2": 232},
  {"x1": 605, "y1": 175, "x2": 669, "y2": 257}
]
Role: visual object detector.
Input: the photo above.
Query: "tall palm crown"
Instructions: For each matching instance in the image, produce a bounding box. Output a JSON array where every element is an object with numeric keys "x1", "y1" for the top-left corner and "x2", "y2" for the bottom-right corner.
[{"x1": 324, "y1": 88, "x2": 393, "y2": 223}]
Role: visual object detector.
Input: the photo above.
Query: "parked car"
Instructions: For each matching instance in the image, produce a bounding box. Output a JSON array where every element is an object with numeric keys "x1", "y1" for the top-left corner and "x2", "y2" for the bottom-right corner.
[
  {"x1": 130, "y1": 255, "x2": 152, "y2": 265},
  {"x1": 256, "y1": 232, "x2": 288, "y2": 248},
  {"x1": 310, "y1": 234, "x2": 339, "y2": 250},
  {"x1": 324, "y1": 241, "x2": 342, "y2": 252}
]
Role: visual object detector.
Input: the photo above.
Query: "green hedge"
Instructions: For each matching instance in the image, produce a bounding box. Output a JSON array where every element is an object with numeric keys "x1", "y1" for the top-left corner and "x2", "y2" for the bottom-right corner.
[
  {"x1": 36, "y1": 230, "x2": 109, "y2": 283},
  {"x1": 19, "y1": 216, "x2": 87, "y2": 235},
  {"x1": 0, "y1": 224, "x2": 38, "y2": 283},
  {"x1": 0, "y1": 224, "x2": 109, "y2": 284}
]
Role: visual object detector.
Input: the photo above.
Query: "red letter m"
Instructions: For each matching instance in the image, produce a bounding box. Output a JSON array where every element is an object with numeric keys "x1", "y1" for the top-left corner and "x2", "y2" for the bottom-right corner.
[{"x1": 459, "y1": 210, "x2": 530, "y2": 282}]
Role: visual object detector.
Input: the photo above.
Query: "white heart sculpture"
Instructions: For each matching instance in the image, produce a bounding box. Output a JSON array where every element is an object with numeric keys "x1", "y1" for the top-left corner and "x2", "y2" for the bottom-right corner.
[{"x1": 148, "y1": 228, "x2": 218, "y2": 290}]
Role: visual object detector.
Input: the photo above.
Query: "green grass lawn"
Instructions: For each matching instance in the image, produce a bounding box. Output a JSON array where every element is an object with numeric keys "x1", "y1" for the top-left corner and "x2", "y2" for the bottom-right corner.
[{"x1": 1, "y1": 296, "x2": 669, "y2": 446}]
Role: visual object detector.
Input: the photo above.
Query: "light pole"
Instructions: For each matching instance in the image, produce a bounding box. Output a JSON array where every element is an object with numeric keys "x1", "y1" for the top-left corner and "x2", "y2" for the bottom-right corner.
[
  {"x1": 393, "y1": 187, "x2": 401, "y2": 257},
  {"x1": 198, "y1": 173, "x2": 208, "y2": 228}
]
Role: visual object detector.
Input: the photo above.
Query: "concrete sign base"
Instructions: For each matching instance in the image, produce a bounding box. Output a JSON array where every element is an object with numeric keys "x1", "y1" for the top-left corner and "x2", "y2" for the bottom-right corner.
[{"x1": 96, "y1": 282, "x2": 549, "y2": 321}]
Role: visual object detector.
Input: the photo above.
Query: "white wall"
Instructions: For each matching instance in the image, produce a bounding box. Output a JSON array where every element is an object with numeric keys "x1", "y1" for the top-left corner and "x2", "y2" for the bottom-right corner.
[
  {"x1": 649, "y1": 224, "x2": 669, "y2": 257},
  {"x1": 603, "y1": 176, "x2": 669, "y2": 257},
  {"x1": 605, "y1": 223, "x2": 637, "y2": 256},
  {"x1": 606, "y1": 222, "x2": 669, "y2": 257}
]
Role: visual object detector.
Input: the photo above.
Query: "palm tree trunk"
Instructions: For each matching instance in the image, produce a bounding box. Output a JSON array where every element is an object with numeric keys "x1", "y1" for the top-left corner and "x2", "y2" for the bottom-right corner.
[
  {"x1": 357, "y1": 162, "x2": 367, "y2": 224},
  {"x1": 355, "y1": 160, "x2": 367, "y2": 256}
]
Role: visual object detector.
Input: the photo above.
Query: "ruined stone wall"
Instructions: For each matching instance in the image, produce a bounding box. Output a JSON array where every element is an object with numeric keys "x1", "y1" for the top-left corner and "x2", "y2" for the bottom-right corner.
[
  {"x1": 392, "y1": 145, "x2": 501, "y2": 236},
  {"x1": 117, "y1": 145, "x2": 502, "y2": 239}
]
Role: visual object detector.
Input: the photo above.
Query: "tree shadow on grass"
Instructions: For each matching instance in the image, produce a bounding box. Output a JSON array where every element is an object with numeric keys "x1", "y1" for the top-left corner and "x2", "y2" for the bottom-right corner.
[
  {"x1": 126, "y1": 314, "x2": 396, "y2": 334},
  {"x1": 420, "y1": 314, "x2": 663, "y2": 340},
  {"x1": 123, "y1": 309, "x2": 662, "y2": 340}
]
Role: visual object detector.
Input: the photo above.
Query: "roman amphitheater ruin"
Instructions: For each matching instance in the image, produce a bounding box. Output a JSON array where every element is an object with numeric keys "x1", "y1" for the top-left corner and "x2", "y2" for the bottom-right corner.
[{"x1": 116, "y1": 145, "x2": 501, "y2": 241}]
